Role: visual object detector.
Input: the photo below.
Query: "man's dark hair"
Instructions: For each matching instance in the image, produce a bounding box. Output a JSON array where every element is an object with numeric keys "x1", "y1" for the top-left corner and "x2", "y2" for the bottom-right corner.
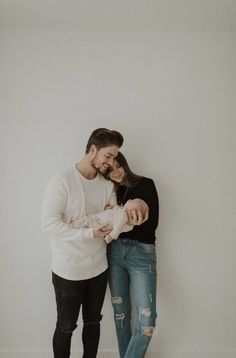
[{"x1": 85, "y1": 128, "x2": 124, "y2": 153}]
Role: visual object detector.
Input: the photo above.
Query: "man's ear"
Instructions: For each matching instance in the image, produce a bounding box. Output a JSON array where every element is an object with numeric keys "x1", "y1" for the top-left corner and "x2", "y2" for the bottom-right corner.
[{"x1": 89, "y1": 144, "x2": 97, "y2": 158}]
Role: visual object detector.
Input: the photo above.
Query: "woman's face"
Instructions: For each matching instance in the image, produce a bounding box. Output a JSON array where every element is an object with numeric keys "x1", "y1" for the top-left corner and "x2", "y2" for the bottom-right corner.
[{"x1": 109, "y1": 161, "x2": 125, "y2": 183}]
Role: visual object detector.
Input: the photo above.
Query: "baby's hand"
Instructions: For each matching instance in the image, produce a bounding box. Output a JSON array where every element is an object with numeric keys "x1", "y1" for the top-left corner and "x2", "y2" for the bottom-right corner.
[
  {"x1": 65, "y1": 217, "x2": 72, "y2": 224},
  {"x1": 65, "y1": 217, "x2": 78, "y2": 227},
  {"x1": 104, "y1": 203, "x2": 114, "y2": 210},
  {"x1": 58, "y1": 213, "x2": 76, "y2": 226}
]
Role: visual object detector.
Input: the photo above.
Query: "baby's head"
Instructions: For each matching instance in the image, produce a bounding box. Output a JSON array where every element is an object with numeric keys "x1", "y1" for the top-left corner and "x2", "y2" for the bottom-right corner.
[{"x1": 124, "y1": 198, "x2": 149, "y2": 220}]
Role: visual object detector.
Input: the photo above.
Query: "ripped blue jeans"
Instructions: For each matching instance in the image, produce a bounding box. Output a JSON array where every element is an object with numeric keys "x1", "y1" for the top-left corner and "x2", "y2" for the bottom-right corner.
[{"x1": 107, "y1": 239, "x2": 157, "y2": 358}]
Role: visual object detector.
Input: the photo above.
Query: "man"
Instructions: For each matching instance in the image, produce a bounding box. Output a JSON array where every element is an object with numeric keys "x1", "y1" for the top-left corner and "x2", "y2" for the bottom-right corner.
[{"x1": 42, "y1": 128, "x2": 124, "y2": 358}]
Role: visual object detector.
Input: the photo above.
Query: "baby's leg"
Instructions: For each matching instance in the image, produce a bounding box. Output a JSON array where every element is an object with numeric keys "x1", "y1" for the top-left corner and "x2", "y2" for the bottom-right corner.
[{"x1": 105, "y1": 207, "x2": 129, "y2": 243}]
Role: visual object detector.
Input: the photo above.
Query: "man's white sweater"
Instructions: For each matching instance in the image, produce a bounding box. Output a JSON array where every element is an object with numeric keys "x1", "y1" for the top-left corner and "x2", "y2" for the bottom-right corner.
[{"x1": 41, "y1": 166, "x2": 116, "y2": 280}]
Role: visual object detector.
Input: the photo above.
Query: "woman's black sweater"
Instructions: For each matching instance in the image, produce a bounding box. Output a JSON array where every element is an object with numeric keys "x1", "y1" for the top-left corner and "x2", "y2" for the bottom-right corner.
[{"x1": 117, "y1": 177, "x2": 159, "y2": 245}]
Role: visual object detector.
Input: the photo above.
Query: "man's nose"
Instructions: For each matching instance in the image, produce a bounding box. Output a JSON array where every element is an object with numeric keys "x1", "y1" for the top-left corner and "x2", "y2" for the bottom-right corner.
[{"x1": 107, "y1": 157, "x2": 114, "y2": 166}]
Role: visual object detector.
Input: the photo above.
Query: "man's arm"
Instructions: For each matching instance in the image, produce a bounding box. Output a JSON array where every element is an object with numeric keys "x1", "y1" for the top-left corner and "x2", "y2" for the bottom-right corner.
[
  {"x1": 41, "y1": 174, "x2": 94, "y2": 241},
  {"x1": 68, "y1": 211, "x2": 113, "y2": 239}
]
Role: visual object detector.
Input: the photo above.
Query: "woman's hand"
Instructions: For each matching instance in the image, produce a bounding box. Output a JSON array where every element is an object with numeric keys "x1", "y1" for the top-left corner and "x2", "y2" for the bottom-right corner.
[{"x1": 126, "y1": 209, "x2": 148, "y2": 226}]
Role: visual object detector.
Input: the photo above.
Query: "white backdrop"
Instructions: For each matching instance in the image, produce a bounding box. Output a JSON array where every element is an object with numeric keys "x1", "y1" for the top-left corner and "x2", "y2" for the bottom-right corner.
[{"x1": 0, "y1": 30, "x2": 235, "y2": 358}]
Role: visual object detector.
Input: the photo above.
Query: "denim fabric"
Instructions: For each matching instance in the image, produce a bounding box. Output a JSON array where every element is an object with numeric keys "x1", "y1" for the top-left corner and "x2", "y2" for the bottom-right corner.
[
  {"x1": 52, "y1": 270, "x2": 107, "y2": 358},
  {"x1": 107, "y1": 239, "x2": 157, "y2": 358}
]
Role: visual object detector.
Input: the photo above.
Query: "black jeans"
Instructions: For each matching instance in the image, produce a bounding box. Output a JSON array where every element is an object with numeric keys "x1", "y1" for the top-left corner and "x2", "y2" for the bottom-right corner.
[{"x1": 52, "y1": 270, "x2": 108, "y2": 358}]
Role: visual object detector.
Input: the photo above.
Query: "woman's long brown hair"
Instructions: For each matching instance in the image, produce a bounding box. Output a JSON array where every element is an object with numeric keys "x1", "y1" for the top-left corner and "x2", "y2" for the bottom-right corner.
[{"x1": 111, "y1": 152, "x2": 143, "y2": 188}]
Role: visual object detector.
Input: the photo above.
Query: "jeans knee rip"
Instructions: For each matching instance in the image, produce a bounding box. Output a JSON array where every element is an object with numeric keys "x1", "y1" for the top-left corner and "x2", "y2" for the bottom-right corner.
[
  {"x1": 115, "y1": 313, "x2": 125, "y2": 320},
  {"x1": 139, "y1": 307, "x2": 151, "y2": 318},
  {"x1": 142, "y1": 326, "x2": 154, "y2": 336},
  {"x1": 112, "y1": 296, "x2": 123, "y2": 304},
  {"x1": 149, "y1": 264, "x2": 153, "y2": 273}
]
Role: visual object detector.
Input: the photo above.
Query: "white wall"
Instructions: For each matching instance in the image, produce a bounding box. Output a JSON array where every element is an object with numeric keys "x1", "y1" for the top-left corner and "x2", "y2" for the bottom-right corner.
[{"x1": 0, "y1": 30, "x2": 235, "y2": 358}]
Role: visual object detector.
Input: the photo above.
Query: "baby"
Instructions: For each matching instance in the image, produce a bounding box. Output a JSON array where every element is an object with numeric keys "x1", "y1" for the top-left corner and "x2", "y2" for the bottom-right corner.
[{"x1": 67, "y1": 198, "x2": 149, "y2": 243}]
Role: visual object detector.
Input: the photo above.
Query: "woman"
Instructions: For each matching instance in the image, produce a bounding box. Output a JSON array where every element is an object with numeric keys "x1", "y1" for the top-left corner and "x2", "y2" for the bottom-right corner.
[{"x1": 107, "y1": 152, "x2": 159, "y2": 358}]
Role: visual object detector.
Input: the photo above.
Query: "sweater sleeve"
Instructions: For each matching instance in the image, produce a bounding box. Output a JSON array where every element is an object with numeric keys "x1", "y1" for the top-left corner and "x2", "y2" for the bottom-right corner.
[
  {"x1": 41, "y1": 174, "x2": 93, "y2": 241},
  {"x1": 142, "y1": 178, "x2": 159, "y2": 231}
]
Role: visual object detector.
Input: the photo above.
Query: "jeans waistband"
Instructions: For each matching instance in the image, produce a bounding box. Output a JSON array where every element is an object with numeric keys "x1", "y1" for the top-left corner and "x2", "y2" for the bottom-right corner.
[
  {"x1": 117, "y1": 237, "x2": 134, "y2": 244},
  {"x1": 115, "y1": 238, "x2": 155, "y2": 246}
]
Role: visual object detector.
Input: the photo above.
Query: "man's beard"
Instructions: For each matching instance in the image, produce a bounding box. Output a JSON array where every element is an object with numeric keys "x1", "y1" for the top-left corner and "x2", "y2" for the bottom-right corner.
[{"x1": 91, "y1": 163, "x2": 108, "y2": 174}]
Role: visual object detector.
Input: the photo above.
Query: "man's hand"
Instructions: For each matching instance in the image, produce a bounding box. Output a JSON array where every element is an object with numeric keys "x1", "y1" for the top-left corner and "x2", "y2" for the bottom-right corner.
[
  {"x1": 93, "y1": 224, "x2": 112, "y2": 239},
  {"x1": 126, "y1": 209, "x2": 148, "y2": 226},
  {"x1": 104, "y1": 233, "x2": 114, "y2": 243}
]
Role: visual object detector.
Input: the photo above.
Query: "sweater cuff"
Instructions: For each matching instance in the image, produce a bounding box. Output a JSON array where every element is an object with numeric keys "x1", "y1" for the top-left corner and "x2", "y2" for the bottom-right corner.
[{"x1": 81, "y1": 228, "x2": 94, "y2": 240}]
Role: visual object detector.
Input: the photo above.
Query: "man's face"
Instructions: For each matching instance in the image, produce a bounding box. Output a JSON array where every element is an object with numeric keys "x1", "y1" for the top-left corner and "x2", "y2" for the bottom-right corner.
[{"x1": 90, "y1": 145, "x2": 120, "y2": 174}]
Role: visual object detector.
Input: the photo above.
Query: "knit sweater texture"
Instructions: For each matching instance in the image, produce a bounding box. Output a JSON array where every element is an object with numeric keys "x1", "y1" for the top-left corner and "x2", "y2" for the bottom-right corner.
[{"x1": 42, "y1": 166, "x2": 116, "y2": 280}]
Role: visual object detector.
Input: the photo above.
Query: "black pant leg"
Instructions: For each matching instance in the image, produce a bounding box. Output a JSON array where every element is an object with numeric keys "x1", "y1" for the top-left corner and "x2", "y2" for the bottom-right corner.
[
  {"x1": 52, "y1": 272, "x2": 85, "y2": 358},
  {"x1": 82, "y1": 270, "x2": 108, "y2": 358}
]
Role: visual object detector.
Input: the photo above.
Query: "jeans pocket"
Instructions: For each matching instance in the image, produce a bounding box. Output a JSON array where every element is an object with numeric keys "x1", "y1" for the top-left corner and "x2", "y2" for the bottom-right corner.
[{"x1": 135, "y1": 242, "x2": 156, "y2": 261}]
